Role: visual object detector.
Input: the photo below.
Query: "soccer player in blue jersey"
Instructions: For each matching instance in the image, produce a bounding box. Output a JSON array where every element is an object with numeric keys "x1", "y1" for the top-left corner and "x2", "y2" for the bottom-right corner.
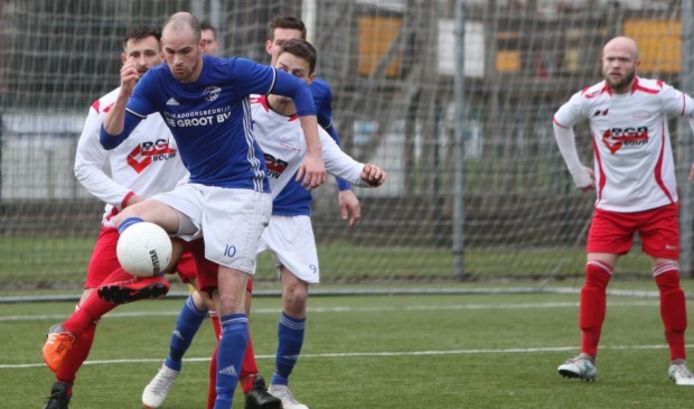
[
  {"x1": 141, "y1": 16, "x2": 360, "y2": 409},
  {"x1": 94, "y1": 12, "x2": 323, "y2": 409},
  {"x1": 265, "y1": 16, "x2": 361, "y2": 225}
]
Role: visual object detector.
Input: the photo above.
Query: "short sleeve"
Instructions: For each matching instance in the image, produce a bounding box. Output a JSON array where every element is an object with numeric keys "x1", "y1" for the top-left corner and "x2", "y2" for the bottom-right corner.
[{"x1": 228, "y1": 58, "x2": 276, "y2": 96}]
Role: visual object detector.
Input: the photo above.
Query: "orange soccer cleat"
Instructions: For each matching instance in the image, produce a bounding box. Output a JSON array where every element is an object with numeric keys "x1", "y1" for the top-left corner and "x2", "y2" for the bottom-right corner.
[{"x1": 42, "y1": 324, "x2": 76, "y2": 373}]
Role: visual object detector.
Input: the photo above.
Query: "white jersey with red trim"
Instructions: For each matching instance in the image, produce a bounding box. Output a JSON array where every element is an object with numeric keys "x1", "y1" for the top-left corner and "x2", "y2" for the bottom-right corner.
[
  {"x1": 553, "y1": 77, "x2": 694, "y2": 212},
  {"x1": 250, "y1": 95, "x2": 365, "y2": 198},
  {"x1": 74, "y1": 87, "x2": 189, "y2": 225}
]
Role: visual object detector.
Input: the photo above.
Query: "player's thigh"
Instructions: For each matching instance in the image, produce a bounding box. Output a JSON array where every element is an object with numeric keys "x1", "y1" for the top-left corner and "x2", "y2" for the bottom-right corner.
[
  {"x1": 639, "y1": 204, "x2": 679, "y2": 259},
  {"x1": 200, "y1": 188, "x2": 272, "y2": 274},
  {"x1": 137, "y1": 185, "x2": 205, "y2": 236},
  {"x1": 265, "y1": 215, "x2": 320, "y2": 284},
  {"x1": 84, "y1": 227, "x2": 121, "y2": 288},
  {"x1": 586, "y1": 208, "x2": 636, "y2": 255}
]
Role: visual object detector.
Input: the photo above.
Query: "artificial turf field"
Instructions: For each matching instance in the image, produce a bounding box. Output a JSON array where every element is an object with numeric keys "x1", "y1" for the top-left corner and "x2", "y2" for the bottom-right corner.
[{"x1": 2, "y1": 290, "x2": 694, "y2": 409}]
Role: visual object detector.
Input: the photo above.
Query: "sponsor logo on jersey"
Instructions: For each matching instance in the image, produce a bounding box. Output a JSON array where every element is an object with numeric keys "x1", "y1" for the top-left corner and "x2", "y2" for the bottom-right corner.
[
  {"x1": 127, "y1": 139, "x2": 178, "y2": 173},
  {"x1": 602, "y1": 126, "x2": 649, "y2": 153},
  {"x1": 263, "y1": 153, "x2": 288, "y2": 178},
  {"x1": 203, "y1": 86, "x2": 221, "y2": 102}
]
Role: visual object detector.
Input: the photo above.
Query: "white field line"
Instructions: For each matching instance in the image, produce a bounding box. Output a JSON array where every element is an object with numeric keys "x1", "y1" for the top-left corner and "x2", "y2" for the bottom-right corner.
[
  {"x1": 1, "y1": 343, "x2": 690, "y2": 370},
  {"x1": 0, "y1": 300, "x2": 660, "y2": 322}
]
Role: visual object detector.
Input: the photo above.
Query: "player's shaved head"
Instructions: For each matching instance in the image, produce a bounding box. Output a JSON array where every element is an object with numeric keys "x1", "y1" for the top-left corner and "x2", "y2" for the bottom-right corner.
[
  {"x1": 601, "y1": 35, "x2": 640, "y2": 93},
  {"x1": 603, "y1": 36, "x2": 639, "y2": 60},
  {"x1": 163, "y1": 11, "x2": 201, "y2": 42}
]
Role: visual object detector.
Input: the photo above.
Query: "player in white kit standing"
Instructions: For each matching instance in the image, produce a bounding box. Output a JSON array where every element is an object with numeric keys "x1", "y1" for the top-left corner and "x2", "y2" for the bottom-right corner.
[{"x1": 553, "y1": 36, "x2": 694, "y2": 385}]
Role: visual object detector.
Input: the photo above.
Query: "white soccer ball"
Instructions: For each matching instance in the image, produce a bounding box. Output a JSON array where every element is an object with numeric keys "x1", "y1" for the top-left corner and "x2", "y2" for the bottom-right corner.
[{"x1": 116, "y1": 222, "x2": 172, "y2": 277}]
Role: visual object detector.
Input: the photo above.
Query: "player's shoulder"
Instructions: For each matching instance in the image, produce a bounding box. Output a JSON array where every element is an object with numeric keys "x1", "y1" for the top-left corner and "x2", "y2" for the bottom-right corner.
[
  {"x1": 631, "y1": 76, "x2": 669, "y2": 95},
  {"x1": 90, "y1": 87, "x2": 120, "y2": 114},
  {"x1": 310, "y1": 76, "x2": 332, "y2": 97},
  {"x1": 577, "y1": 80, "x2": 610, "y2": 100}
]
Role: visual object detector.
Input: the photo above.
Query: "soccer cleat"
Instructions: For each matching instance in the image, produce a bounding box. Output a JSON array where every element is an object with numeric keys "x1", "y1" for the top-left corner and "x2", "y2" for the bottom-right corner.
[
  {"x1": 42, "y1": 323, "x2": 76, "y2": 373},
  {"x1": 142, "y1": 364, "x2": 179, "y2": 408},
  {"x1": 245, "y1": 375, "x2": 282, "y2": 409},
  {"x1": 669, "y1": 362, "x2": 694, "y2": 386},
  {"x1": 557, "y1": 355, "x2": 597, "y2": 381},
  {"x1": 268, "y1": 384, "x2": 309, "y2": 409},
  {"x1": 98, "y1": 276, "x2": 170, "y2": 304},
  {"x1": 43, "y1": 381, "x2": 72, "y2": 409}
]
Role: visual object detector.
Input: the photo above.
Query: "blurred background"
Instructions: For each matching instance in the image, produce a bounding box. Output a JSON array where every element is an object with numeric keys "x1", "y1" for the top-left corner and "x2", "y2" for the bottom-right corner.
[{"x1": 0, "y1": 0, "x2": 691, "y2": 293}]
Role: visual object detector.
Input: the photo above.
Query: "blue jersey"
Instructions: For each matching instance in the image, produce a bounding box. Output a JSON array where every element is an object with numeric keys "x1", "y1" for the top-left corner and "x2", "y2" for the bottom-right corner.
[
  {"x1": 272, "y1": 76, "x2": 350, "y2": 216},
  {"x1": 100, "y1": 55, "x2": 316, "y2": 192}
]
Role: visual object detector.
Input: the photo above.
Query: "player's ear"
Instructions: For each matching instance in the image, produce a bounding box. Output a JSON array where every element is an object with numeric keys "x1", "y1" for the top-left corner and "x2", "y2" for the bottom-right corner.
[
  {"x1": 121, "y1": 53, "x2": 127, "y2": 64},
  {"x1": 306, "y1": 72, "x2": 316, "y2": 85},
  {"x1": 264, "y1": 40, "x2": 273, "y2": 56}
]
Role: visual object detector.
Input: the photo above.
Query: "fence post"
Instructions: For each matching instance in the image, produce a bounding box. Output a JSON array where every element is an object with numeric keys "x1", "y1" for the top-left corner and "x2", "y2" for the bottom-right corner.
[
  {"x1": 680, "y1": 2, "x2": 694, "y2": 277},
  {"x1": 452, "y1": 0, "x2": 465, "y2": 280}
]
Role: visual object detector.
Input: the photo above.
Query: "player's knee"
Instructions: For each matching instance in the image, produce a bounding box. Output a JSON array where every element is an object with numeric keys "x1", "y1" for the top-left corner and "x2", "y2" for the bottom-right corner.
[
  {"x1": 584, "y1": 260, "x2": 612, "y2": 290},
  {"x1": 654, "y1": 263, "x2": 681, "y2": 292}
]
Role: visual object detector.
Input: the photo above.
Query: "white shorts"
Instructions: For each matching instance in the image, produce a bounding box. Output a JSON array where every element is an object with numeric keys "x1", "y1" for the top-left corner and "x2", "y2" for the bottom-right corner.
[
  {"x1": 256, "y1": 215, "x2": 319, "y2": 284},
  {"x1": 152, "y1": 184, "x2": 272, "y2": 274}
]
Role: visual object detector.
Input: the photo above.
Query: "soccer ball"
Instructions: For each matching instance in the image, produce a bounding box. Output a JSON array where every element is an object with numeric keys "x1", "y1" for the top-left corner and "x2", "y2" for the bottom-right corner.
[{"x1": 116, "y1": 222, "x2": 172, "y2": 277}]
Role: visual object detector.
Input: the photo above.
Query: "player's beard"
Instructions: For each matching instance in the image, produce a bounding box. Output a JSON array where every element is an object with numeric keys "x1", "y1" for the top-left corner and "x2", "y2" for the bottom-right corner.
[{"x1": 605, "y1": 67, "x2": 635, "y2": 92}]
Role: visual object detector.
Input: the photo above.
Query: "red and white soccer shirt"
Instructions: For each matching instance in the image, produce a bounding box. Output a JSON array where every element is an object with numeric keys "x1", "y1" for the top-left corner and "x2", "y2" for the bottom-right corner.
[
  {"x1": 553, "y1": 77, "x2": 694, "y2": 212},
  {"x1": 74, "y1": 87, "x2": 189, "y2": 225},
  {"x1": 250, "y1": 95, "x2": 366, "y2": 198}
]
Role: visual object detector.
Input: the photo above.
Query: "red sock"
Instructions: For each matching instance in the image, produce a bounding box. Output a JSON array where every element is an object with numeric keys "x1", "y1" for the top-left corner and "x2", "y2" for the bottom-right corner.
[
  {"x1": 210, "y1": 311, "x2": 222, "y2": 341},
  {"x1": 207, "y1": 343, "x2": 218, "y2": 409},
  {"x1": 579, "y1": 261, "x2": 612, "y2": 357},
  {"x1": 55, "y1": 320, "x2": 97, "y2": 383},
  {"x1": 240, "y1": 334, "x2": 259, "y2": 394},
  {"x1": 62, "y1": 268, "x2": 133, "y2": 335},
  {"x1": 655, "y1": 264, "x2": 688, "y2": 361}
]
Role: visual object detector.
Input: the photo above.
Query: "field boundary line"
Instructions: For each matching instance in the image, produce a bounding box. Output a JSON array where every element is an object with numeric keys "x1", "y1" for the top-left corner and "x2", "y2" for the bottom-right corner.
[
  {"x1": 2, "y1": 343, "x2": 691, "y2": 369},
  {"x1": 0, "y1": 286, "x2": 669, "y2": 304}
]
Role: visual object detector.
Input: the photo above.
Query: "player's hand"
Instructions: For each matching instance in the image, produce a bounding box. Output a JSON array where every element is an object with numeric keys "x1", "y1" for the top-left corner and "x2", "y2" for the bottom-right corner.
[
  {"x1": 338, "y1": 190, "x2": 361, "y2": 226},
  {"x1": 123, "y1": 193, "x2": 144, "y2": 208},
  {"x1": 360, "y1": 163, "x2": 386, "y2": 187},
  {"x1": 296, "y1": 152, "x2": 326, "y2": 189},
  {"x1": 119, "y1": 57, "x2": 140, "y2": 98},
  {"x1": 570, "y1": 165, "x2": 594, "y2": 192}
]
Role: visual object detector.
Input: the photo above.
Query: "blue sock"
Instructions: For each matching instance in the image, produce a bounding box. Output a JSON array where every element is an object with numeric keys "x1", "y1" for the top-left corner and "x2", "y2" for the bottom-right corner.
[
  {"x1": 164, "y1": 295, "x2": 207, "y2": 371},
  {"x1": 118, "y1": 216, "x2": 143, "y2": 233},
  {"x1": 271, "y1": 312, "x2": 305, "y2": 386},
  {"x1": 214, "y1": 313, "x2": 248, "y2": 409}
]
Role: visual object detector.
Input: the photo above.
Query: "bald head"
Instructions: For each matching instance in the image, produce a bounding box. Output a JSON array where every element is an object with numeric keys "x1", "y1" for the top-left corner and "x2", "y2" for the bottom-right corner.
[
  {"x1": 161, "y1": 12, "x2": 204, "y2": 83},
  {"x1": 163, "y1": 11, "x2": 201, "y2": 42},
  {"x1": 603, "y1": 36, "x2": 639, "y2": 61},
  {"x1": 602, "y1": 36, "x2": 640, "y2": 93}
]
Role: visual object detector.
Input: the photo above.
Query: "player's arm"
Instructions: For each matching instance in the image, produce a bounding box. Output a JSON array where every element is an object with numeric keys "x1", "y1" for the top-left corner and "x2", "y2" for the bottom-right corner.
[
  {"x1": 230, "y1": 58, "x2": 326, "y2": 188},
  {"x1": 74, "y1": 103, "x2": 141, "y2": 209},
  {"x1": 315, "y1": 83, "x2": 361, "y2": 224},
  {"x1": 270, "y1": 69, "x2": 326, "y2": 189},
  {"x1": 552, "y1": 94, "x2": 594, "y2": 191},
  {"x1": 661, "y1": 83, "x2": 694, "y2": 182},
  {"x1": 319, "y1": 129, "x2": 386, "y2": 188},
  {"x1": 100, "y1": 57, "x2": 146, "y2": 150}
]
